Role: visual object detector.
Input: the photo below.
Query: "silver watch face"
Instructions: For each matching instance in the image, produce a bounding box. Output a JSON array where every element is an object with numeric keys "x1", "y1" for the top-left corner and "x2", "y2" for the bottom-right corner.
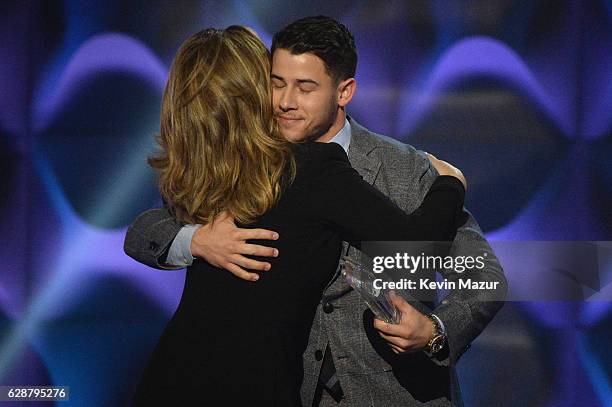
[{"x1": 430, "y1": 336, "x2": 446, "y2": 354}]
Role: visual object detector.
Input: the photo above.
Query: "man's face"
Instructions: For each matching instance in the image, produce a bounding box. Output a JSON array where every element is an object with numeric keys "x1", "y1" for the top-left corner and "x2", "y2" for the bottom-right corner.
[{"x1": 271, "y1": 49, "x2": 339, "y2": 142}]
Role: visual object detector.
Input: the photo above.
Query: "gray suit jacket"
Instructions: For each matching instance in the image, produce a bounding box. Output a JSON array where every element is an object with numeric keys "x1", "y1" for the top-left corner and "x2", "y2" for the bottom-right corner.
[{"x1": 124, "y1": 119, "x2": 507, "y2": 406}]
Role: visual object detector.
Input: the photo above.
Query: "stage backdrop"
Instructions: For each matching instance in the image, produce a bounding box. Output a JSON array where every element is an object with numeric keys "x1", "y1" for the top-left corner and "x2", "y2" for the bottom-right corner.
[{"x1": 1, "y1": 1, "x2": 611, "y2": 406}]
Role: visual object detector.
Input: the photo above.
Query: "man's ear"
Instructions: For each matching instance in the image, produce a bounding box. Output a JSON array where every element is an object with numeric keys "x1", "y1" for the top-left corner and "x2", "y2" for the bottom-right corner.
[{"x1": 337, "y1": 78, "x2": 356, "y2": 107}]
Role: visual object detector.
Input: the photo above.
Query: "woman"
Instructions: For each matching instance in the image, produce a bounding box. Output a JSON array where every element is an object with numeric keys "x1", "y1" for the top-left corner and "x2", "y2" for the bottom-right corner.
[{"x1": 132, "y1": 26, "x2": 466, "y2": 406}]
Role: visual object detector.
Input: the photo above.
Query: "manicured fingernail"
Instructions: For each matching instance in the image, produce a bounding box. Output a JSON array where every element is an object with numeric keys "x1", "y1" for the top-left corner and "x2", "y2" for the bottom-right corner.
[
  {"x1": 265, "y1": 264, "x2": 271, "y2": 271},
  {"x1": 272, "y1": 233, "x2": 279, "y2": 239},
  {"x1": 273, "y1": 249, "x2": 279, "y2": 257},
  {"x1": 252, "y1": 275, "x2": 259, "y2": 281}
]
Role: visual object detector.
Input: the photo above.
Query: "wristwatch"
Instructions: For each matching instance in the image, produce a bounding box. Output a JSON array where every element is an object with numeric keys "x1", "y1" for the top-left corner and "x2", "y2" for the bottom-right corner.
[{"x1": 425, "y1": 314, "x2": 447, "y2": 354}]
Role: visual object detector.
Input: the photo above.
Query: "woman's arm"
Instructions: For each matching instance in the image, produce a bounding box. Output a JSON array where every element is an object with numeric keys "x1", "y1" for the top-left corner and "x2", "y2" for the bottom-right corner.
[{"x1": 306, "y1": 143, "x2": 466, "y2": 246}]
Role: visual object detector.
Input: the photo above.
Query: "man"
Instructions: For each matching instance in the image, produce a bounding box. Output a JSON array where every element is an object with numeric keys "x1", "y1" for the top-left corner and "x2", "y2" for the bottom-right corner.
[{"x1": 125, "y1": 16, "x2": 507, "y2": 406}]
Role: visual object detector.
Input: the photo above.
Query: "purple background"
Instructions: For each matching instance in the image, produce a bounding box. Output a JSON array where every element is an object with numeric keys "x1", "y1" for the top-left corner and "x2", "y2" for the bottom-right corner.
[{"x1": 0, "y1": 1, "x2": 611, "y2": 406}]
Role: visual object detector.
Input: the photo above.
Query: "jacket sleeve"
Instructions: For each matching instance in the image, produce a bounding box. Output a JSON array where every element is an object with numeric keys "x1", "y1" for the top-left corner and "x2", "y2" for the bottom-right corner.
[
  {"x1": 123, "y1": 207, "x2": 185, "y2": 270},
  {"x1": 407, "y1": 149, "x2": 508, "y2": 367},
  {"x1": 431, "y1": 209, "x2": 507, "y2": 366}
]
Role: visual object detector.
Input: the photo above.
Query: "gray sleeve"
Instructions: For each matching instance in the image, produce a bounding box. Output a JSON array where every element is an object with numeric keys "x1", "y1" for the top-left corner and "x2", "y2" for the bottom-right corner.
[
  {"x1": 409, "y1": 150, "x2": 508, "y2": 367},
  {"x1": 123, "y1": 208, "x2": 185, "y2": 270},
  {"x1": 166, "y1": 224, "x2": 200, "y2": 267},
  {"x1": 432, "y1": 211, "x2": 508, "y2": 366}
]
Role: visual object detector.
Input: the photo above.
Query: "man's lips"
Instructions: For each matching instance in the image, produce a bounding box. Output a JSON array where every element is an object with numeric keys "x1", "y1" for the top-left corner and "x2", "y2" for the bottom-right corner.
[{"x1": 276, "y1": 115, "x2": 303, "y2": 125}]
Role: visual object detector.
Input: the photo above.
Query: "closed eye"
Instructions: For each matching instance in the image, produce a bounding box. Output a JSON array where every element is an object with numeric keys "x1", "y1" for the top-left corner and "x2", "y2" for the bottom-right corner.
[{"x1": 299, "y1": 86, "x2": 316, "y2": 93}]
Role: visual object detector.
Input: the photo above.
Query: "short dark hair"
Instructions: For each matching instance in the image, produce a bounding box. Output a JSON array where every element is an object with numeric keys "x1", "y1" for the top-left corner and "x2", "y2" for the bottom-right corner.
[{"x1": 271, "y1": 16, "x2": 357, "y2": 83}]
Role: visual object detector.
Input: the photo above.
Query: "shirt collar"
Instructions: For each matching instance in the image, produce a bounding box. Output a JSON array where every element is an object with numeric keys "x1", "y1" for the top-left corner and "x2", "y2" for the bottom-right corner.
[{"x1": 327, "y1": 118, "x2": 351, "y2": 153}]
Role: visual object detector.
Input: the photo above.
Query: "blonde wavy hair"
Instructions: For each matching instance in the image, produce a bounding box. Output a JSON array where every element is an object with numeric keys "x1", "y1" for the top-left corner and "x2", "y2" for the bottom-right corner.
[{"x1": 149, "y1": 26, "x2": 296, "y2": 225}]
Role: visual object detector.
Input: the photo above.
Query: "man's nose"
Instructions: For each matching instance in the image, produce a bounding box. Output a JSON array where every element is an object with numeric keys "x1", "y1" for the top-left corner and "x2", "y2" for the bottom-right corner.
[{"x1": 279, "y1": 88, "x2": 297, "y2": 111}]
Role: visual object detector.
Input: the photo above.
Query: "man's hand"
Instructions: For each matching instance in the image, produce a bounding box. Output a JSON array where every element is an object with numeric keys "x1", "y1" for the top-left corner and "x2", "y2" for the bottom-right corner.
[
  {"x1": 373, "y1": 293, "x2": 435, "y2": 354},
  {"x1": 191, "y1": 211, "x2": 279, "y2": 281}
]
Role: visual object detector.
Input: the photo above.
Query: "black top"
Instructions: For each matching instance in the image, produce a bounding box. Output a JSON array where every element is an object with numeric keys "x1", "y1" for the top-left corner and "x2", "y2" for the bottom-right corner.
[{"x1": 132, "y1": 142, "x2": 465, "y2": 406}]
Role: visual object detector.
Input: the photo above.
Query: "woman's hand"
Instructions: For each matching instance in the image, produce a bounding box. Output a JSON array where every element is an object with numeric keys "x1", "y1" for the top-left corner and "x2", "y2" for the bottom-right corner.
[{"x1": 426, "y1": 153, "x2": 467, "y2": 190}]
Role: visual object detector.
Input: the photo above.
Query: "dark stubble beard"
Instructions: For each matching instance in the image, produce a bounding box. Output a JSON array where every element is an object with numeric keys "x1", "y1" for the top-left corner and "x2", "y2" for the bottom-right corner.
[{"x1": 304, "y1": 96, "x2": 341, "y2": 142}]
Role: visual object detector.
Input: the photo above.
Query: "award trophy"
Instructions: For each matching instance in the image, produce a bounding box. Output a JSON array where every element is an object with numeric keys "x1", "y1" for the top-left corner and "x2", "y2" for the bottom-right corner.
[{"x1": 341, "y1": 255, "x2": 401, "y2": 324}]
